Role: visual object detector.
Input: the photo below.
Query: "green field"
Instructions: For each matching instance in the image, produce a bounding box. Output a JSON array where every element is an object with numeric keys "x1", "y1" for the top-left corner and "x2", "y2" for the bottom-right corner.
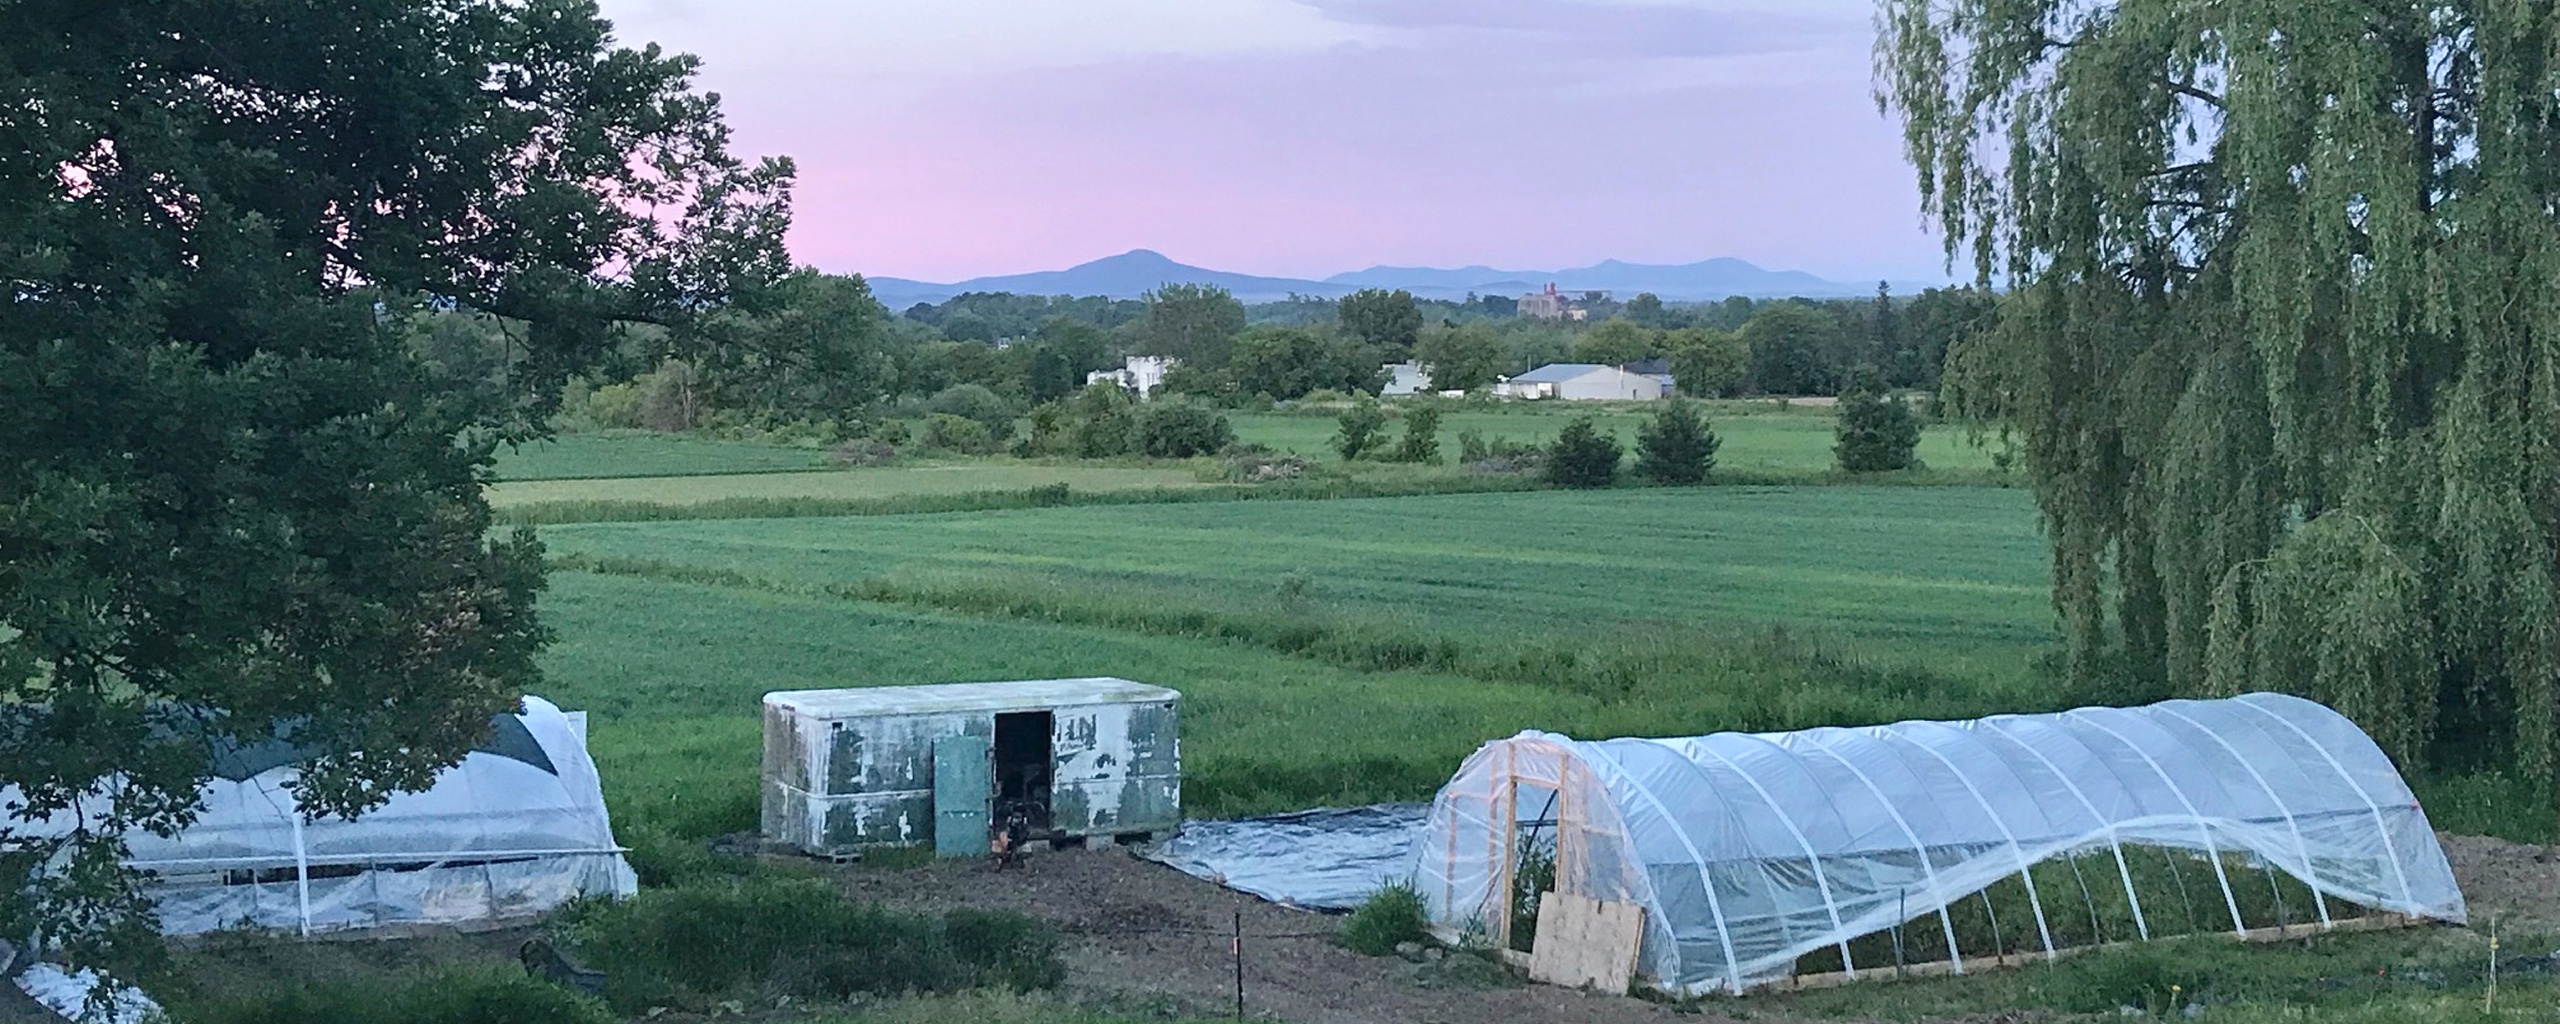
[
  {"x1": 488, "y1": 463, "x2": 1205, "y2": 508},
  {"x1": 493, "y1": 432, "x2": 832, "y2": 480},
  {"x1": 1230, "y1": 402, "x2": 1998, "y2": 473},
  {"x1": 533, "y1": 486, "x2": 2063, "y2": 841},
  {"x1": 539, "y1": 487, "x2": 2051, "y2": 669}
]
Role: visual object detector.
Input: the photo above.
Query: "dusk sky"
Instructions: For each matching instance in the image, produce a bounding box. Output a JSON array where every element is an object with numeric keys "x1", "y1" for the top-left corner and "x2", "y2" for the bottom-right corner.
[{"x1": 595, "y1": 0, "x2": 1959, "y2": 287}]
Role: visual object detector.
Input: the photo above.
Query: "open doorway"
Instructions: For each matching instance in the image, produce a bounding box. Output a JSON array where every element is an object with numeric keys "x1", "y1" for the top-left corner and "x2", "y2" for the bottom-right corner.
[{"x1": 992, "y1": 711, "x2": 1054, "y2": 834}]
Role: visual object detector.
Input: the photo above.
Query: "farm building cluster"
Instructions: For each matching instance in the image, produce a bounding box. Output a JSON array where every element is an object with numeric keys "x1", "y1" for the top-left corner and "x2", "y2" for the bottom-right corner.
[{"x1": 2, "y1": 676, "x2": 2472, "y2": 1004}]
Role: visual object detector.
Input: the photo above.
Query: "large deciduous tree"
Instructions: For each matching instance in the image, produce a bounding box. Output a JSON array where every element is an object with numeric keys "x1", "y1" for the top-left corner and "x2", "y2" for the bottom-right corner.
[
  {"x1": 1337, "y1": 288, "x2": 1423, "y2": 358},
  {"x1": 1140, "y1": 283, "x2": 1247, "y2": 368},
  {"x1": 0, "y1": 0, "x2": 791, "y2": 974},
  {"x1": 1881, "y1": 0, "x2": 2560, "y2": 787}
]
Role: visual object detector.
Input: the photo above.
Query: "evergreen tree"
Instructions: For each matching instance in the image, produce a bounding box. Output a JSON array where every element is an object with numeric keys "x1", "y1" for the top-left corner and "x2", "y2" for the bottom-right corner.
[
  {"x1": 1636, "y1": 398, "x2": 1721, "y2": 484},
  {"x1": 1834, "y1": 390, "x2": 1921, "y2": 473},
  {"x1": 1545, "y1": 417, "x2": 1623, "y2": 488}
]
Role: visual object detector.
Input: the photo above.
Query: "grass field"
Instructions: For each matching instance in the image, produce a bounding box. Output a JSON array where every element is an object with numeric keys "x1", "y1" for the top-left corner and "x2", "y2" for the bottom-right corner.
[
  {"x1": 538, "y1": 486, "x2": 2052, "y2": 675},
  {"x1": 488, "y1": 464, "x2": 1205, "y2": 508},
  {"x1": 1229, "y1": 402, "x2": 2000, "y2": 473},
  {"x1": 494, "y1": 432, "x2": 832, "y2": 480},
  {"x1": 532, "y1": 486, "x2": 2066, "y2": 846}
]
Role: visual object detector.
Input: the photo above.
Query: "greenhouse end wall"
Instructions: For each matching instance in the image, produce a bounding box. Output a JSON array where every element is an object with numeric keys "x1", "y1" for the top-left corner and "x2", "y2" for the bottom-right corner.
[{"x1": 1411, "y1": 693, "x2": 2466, "y2": 994}]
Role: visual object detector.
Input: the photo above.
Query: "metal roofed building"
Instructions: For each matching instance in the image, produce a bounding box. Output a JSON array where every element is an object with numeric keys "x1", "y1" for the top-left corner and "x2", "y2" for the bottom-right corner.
[{"x1": 1496, "y1": 363, "x2": 1667, "y2": 401}]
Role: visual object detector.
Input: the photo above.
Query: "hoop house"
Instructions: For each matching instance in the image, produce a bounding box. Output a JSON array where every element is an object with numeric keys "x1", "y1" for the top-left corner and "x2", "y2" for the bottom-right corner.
[{"x1": 1412, "y1": 694, "x2": 2465, "y2": 994}]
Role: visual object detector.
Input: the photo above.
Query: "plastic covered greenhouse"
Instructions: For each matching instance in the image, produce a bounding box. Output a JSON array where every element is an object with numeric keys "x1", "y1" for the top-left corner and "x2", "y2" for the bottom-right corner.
[{"x1": 1412, "y1": 693, "x2": 2466, "y2": 994}]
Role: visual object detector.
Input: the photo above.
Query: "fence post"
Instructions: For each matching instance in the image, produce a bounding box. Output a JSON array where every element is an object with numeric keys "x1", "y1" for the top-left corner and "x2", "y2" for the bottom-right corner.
[{"x1": 1233, "y1": 908, "x2": 1245, "y2": 1019}]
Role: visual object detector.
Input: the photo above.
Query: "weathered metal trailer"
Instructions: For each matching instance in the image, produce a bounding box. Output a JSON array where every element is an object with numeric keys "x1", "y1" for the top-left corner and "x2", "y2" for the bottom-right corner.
[{"x1": 761, "y1": 678, "x2": 1181, "y2": 858}]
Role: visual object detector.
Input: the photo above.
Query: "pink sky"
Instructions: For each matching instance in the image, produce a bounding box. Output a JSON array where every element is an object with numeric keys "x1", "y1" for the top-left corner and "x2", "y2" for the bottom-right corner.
[{"x1": 597, "y1": 0, "x2": 1958, "y2": 285}]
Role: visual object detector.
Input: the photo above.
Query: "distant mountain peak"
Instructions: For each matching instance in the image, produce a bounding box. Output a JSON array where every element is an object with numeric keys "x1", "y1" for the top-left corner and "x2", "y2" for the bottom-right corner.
[{"x1": 864, "y1": 250, "x2": 1902, "y2": 308}]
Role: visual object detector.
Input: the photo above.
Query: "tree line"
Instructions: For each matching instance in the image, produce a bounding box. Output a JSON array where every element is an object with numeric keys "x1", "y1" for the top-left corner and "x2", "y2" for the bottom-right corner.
[{"x1": 482, "y1": 274, "x2": 1997, "y2": 441}]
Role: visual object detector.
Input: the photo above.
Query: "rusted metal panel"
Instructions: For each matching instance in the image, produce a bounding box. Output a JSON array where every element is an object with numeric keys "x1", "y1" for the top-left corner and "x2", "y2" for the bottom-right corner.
[{"x1": 764, "y1": 679, "x2": 1181, "y2": 856}]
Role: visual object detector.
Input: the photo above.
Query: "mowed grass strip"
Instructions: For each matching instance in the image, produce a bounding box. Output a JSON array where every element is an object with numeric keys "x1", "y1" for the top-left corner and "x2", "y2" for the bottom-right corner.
[
  {"x1": 536, "y1": 486, "x2": 2056, "y2": 678},
  {"x1": 492, "y1": 432, "x2": 830, "y2": 480},
  {"x1": 1228, "y1": 404, "x2": 1997, "y2": 472},
  {"x1": 487, "y1": 464, "x2": 1205, "y2": 508}
]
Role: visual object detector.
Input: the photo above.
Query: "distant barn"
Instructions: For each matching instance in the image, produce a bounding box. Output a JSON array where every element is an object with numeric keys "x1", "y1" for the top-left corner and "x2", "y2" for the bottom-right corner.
[{"x1": 1497, "y1": 363, "x2": 1670, "y2": 401}]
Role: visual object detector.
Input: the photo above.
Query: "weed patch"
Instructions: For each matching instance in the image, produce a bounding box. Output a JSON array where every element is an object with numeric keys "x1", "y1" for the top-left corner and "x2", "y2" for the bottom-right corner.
[{"x1": 557, "y1": 876, "x2": 1062, "y2": 1012}]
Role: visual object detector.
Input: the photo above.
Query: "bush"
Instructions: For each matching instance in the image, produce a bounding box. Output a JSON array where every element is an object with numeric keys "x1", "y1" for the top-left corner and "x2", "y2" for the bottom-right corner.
[
  {"x1": 925, "y1": 384, "x2": 1018, "y2": 442},
  {"x1": 828, "y1": 438, "x2": 899, "y2": 467},
  {"x1": 1341, "y1": 883, "x2": 1429, "y2": 956},
  {"x1": 561, "y1": 876, "x2": 1063, "y2": 1011},
  {"x1": 1135, "y1": 398, "x2": 1235, "y2": 458},
  {"x1": 1544, "y1": 417, "x2": 1622, "y2": 487},
  {"x1": 565, "y1": 378, "x2": 644, "y2": 430},
  {"x1": 872, "y1": 419, "x2": 912, "y2": 445},
  {"x1": 181, "y1": 967, "x2": 615, "y2": 1024},
  {"x1": 921, "y1": 413, "x2": 997, "y2": 455},
  {"x1": 1634, "y1": 397, "x2": 1720, "y2": 484},
  {"x1": 1834, "y1": 389, "x2": 1921, "y2": 472},
  {"x1": 1068, "y1": 384, "x2": 1137, "y2": 458},
  {"x1": 1333, "y1": 396, "x2": 1388, "y2": 460},
  {"x1": 1392, "y1": 403, "x2": 1442, "y2": 463}
]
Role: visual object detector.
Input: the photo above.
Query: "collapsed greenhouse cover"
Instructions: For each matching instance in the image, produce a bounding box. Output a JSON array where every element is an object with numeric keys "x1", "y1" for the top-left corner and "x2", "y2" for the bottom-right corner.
[{"x1": 1412, "y1": 693, "x2": 2466, "y2": 994}]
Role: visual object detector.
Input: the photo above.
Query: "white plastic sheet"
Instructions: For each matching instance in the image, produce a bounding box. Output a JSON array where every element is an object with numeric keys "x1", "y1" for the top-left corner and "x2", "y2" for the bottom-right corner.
[
  {"x1": 6, "y1": 696, "x2": 636, "y2": 937},
  {"x1": 15, "y1": 963, "x2": 161, "y2": 1024},
  {"x1": 1412, "y1": 693, "x2": 2466, "y2": 994}
]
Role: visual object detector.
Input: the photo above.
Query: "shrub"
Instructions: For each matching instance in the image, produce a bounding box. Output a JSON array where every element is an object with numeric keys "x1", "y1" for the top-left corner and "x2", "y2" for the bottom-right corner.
[
  {"x1": 566, "y1": 378, "x2": 644, "y2": 430},
  {"x1": 1341, "y1": 883, "x2": 1429, "y2": 956},
  {"x1": 1068, "y1": 384, "x2": 1137, "y2": 458},
  {"x1": 1134, "y1": 398, "x2": 1235, "y2": 458},
  {"x1": 925, "y1": 384, "x2": 1018, "y2": 442},
  {"x1": 828, "y1": 438, "x2": 899, "y2": 467},
  {"x1": 1333, "y1": 396, "x2": 1388, "y2": 460},
  {"x1": 1392, "y1": 403, "x2": 1442, "y2": 464},
  {"x1": 922, "y1": 413, "x2": 997, "y2": 455},
  {"x1": 1834, "y1": 389, "x2": 1921, "y2": 472},
  {"x1": 1544, "y1": 417, "x2": 1622, "y2": 487},
  {"x1": 180, "y1": 967, "x2": 615, "y2": 1024},
  {"x1": 872, "y1": 419, "x2": 912, "y2": 445},
  {"x1": 1634, "y1": 397, "x2": 1720, "y2": 484},
  {"x1": 1225, "y1": 453, "x2": 1310, "y2": 482},
  {"x1": 561, "y1": 876, "x2": 1063, "y2": 1010}
]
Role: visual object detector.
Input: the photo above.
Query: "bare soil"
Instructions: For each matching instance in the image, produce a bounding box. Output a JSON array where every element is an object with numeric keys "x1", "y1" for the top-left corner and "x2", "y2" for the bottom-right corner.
[
  {"x1": 833, "y1": 847, "x2": 1701, "y2": 1024},
  {"x1": 829, "y1": 829, "x2": 2560, "y2": 1024}
]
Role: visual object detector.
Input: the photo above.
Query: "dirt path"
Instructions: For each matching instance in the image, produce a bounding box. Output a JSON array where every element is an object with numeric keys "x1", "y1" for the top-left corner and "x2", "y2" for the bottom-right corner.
[{"x1": 835, "y1": 849, "x2": 1703, "y2": 1024}]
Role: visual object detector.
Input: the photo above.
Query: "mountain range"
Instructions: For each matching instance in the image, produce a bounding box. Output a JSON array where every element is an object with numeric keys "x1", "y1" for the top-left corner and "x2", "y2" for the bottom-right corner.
[{"x1": 865, "y1": 249, "x2": 1897, "y2": 308}]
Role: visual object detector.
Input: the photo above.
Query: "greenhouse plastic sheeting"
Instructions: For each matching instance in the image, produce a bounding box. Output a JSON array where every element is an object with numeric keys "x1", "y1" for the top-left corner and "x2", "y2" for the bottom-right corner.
[
  {"x1": 4, "y1": 696, "x2": 636, "y2": 936},
  {"x1": 1146, "y1": 804, "x2": 1427, "y2": 910},
  {"x1": 1412, "y1": 693, "x2": 2466, "y2": 995}
]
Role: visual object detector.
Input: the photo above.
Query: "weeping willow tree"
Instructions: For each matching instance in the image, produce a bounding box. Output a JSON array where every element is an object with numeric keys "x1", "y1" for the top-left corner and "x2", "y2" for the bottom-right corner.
[{"x1": 1880, "y1": 2, "x2": 2560, "y2": 787}]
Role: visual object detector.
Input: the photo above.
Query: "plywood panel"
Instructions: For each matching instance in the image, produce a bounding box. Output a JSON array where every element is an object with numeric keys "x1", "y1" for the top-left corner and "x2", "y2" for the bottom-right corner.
[{"x1": 1527, "y1": 893, "x2": 1645, "y2": 993}]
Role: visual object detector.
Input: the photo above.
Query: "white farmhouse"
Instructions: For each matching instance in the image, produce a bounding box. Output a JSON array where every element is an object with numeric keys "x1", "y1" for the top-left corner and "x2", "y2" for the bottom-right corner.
[
  {"x1": 1086, "y1": 355, "x2": 1176, "y2": 398},
  {"x1": 1495, "y1": 363, "x2": 1667, "y2": 401}
]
